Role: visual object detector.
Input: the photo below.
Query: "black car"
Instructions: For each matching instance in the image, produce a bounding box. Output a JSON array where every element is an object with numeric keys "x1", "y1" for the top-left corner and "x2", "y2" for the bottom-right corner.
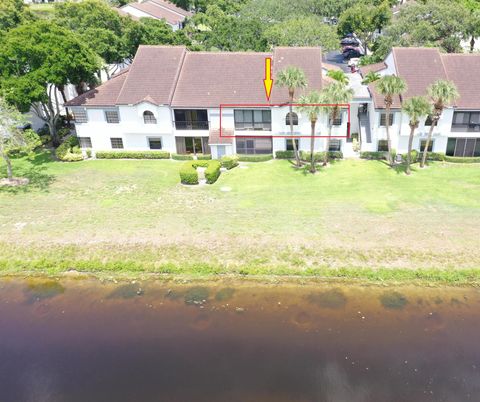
[
  {"x1": 342, "y1": 48, "x2": 363, "y2": 60},
  {"x1": 341, "y1": 38, "x2": 360, "y2": 46}
]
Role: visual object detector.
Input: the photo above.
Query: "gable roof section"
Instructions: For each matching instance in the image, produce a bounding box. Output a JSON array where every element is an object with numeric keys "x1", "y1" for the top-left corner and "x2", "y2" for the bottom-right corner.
[
  {"x1": 359, "y1": 61, "x2": 387, "y2": 77},
  {"x1": 441, "y1": 54, "x2": 480, "y2": 110},
  {"x1": 65, "y1": 69, "x2": 129, "y2": 107},
  {"x1": 116, "y1": 46, "x2": 186, "y2": 106},
  {"x1": 149, "y1": 0, "x2": 192, "y2": 17},
  {"x1": 270, "y1": 47, "x2": 323, "y2": 104},
  {"x1": 125, "y1": 1, "x2": 190, "y2": 25}
]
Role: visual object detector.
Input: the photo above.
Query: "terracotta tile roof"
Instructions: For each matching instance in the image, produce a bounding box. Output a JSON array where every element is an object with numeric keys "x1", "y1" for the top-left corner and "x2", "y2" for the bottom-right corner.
[
  {"x1": 368, "y1": 80, "x2": 402, "y2": 110},
  {"x1": 65, "y1": 69, "x2": 129, "y2": 107},
  {"x1": 67, "y1": 47, "x2": 323, "y2": 108},
  {"x1": 209, "y1": 128, "x2": 233, "y2": 145},
  {"x1": 149, "y1": 0, "x2": 192, "y2": 17},
  {"x1": 322, "y1": 62, "x2": 343, "y2": 72},
  {"x1": 441, "y1": 54, "x2": 480, "y2": 110},
  {"x1": 116, "y1": 46, "x2": 186, "y2": 105},
  {"x1": 125, "y1": 0, "x2": 190, "y2": 25},
  {"x1": 271, "y1": 47, "x2": 323, "y2": 104},
  {"x1": 359, "y1": 62, "x2": 387, "y2": 76},
  {"x1": 114, "y1": 7, "x2": 140, "y2": 20}
]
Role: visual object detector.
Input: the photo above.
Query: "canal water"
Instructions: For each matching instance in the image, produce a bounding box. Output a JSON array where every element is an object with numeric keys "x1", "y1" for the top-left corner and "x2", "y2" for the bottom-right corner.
[{"x1": 0, "y1": 278, "x2": 479, "y2": 402}]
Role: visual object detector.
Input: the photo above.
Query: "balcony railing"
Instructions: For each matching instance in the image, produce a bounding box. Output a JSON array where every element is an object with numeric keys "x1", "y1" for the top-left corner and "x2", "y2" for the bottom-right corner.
[
  {"x1": 234, "y1": 122, "x2": 272, "y2": 131},
  {"x1": 175, "y1": 120, "x2": 209, "y2": 130},
  {"x1": 451, "y1": 123, "x2": 480, "y2": 132}
]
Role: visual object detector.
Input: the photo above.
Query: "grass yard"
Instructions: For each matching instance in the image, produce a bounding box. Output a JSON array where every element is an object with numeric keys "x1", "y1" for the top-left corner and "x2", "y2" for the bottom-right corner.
[
  {"x1": 28, "y1": 3, "x2": 55, "y2": 19},
  {"x1": 1, "y1": 151, "x2": 480, "y2": 283}
]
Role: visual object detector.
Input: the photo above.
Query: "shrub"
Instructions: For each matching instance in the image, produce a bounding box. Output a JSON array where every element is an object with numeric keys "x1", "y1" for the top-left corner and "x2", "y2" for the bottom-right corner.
[
  {"x1": 299, "y1": 151, "x2": 343, "y2": 161},
  {"x1": 179, "y1": 163, "x2": 198, "y2": 185},
  {"x1": 196, "y1": 154, "x2": 212, "y2": 160},
  {"x1": 275, "y1": 150, "x2": 295, "y2": 159},
  {"x1": 360, "y1": 151, "x2": 386, "y2": 160},
  {"x1": 95, "y1": 150, "x2": 170, "y2": 159},
  {"x1": 444, "y1": 156, "x2": 480, "y2": 163},
  {"x1": 172, "y1": 153, "x2": 193, "y2": 160},
  {"x1": 425, "y1": 152, "x2": 445, "y2": 161},
  {"x1": 402, "y1": 150, "x2": 419, "y2": 163},
  {"x1": 205, "y1": 160, "x2": 221, "y2": 184},
  {"x1": 56, "y1": 136, "x2": 82, "y2": 162},
  {"x1": 237, "y1": 154, "x2": 273, "y2": 162},
  {"x1": 221, "y1": 155, "x2": 239, "y2": 169}
]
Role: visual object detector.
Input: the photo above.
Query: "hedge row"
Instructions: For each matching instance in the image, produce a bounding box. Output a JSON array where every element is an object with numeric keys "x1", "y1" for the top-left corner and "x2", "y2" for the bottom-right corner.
[
  {"x1": 275, "y1": 150, "x2": 295, "y2": 159},
  {"x1": 179, "y1": 160, "x2": 221, "y2": 185},
  {"x1": 299, "y1": 151, "x2": 343, "y2": 161},
  {"x1": 360, "y1": 151, "x2": 387, "y2": 160},
  {"x1": 444, "y1": 155, "x2": 480, "y2": 163},
  {"x1": 220, "y1": 155, "x2": 239, "y2": 169},
  {"x1": 238, "y1": 154, "x2": 273, "y2": 162},
  {"x1": 96, "y1": 150, "x2": 170, "y2": 159}
]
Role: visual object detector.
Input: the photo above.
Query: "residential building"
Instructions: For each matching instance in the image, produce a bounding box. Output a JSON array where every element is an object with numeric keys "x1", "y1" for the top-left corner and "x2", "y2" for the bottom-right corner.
[
  {"x1": 66, "y1": 46, "x2": 352, "y2": 159},
  {"x1": 120, "y1": 0, "x2": 192, "y2": 31},
  {"x1": 66, "y1": 45, "x2": 480, "y2": 159},
  {"x1": 361, "y1": 48, "x2": 480, "y2": 158}
]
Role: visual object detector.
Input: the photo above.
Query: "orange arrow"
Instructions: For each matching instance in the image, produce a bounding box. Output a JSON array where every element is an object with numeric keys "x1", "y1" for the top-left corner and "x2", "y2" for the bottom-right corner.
[{"x1": 263, "y1": 57, "x2": 273, "y2": 101}]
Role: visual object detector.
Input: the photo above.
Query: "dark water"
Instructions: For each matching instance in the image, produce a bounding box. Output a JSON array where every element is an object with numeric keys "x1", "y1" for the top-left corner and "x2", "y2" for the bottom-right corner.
[{"x1": 0, "y1": 278, "x2": 479, "y2": 402}]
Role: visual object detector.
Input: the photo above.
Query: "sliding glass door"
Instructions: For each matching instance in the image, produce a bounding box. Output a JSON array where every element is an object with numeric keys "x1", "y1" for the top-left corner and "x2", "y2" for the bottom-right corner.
[{"x1": 446, "y1": 138, "x2": 480, "y2": 157}]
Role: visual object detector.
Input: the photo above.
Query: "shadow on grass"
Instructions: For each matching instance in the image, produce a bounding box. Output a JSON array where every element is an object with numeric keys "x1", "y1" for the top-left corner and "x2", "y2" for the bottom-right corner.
[{"x1": 0, "y1": 151, "x2": 55, "y2": 194}]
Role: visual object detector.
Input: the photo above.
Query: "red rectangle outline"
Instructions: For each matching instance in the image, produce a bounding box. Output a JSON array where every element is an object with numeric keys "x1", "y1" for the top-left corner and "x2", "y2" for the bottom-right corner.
[{"x1": 219, "y1": 103, "x2": 351, "y2": 138}]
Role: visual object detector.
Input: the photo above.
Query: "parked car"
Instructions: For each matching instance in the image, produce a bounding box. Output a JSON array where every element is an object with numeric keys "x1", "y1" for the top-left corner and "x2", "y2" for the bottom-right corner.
[
  {"x1": 341, "y1": 38, "x2": 360, "y2": 46},
  {"x1": 343, "y1": 48, "x2": 363, "y2": 60}
]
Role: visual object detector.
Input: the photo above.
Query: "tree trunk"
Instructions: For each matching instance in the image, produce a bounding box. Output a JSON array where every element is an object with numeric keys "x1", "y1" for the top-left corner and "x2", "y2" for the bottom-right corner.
[
  {"x1": 406, "y1": 125, "x2": 415, "y2": 175},
  {"x1": 49, "y1": 121, "x2": 60, "y2": 147},
  {"x1": 324, "y1": 122, "x2": 333, "y2": 166},
  {"x1": 385, "y1": 106, "x2": 393, "y2": 166},
  {"x1": 420, "y1": 120, "x2": 436, "y2": 168},
  {"x1": 289, "y1": 102, "x2": 300, "y2": 167},
  {"x1": 310, "y1": 120, "x2": 316, "y2": 173},
  {"x1": 470, "y1": 36, "x2": 475, "y2": 53},
  {"x1": 1, "y1": 151, "x2": 13, "y2": 180}
]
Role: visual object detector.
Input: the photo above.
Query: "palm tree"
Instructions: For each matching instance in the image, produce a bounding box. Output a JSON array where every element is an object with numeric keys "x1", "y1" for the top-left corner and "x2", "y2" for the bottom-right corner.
[
  {"x1": 276, "y1": 66, "x2": 307, "y2": 167},
  {"x1": 376, "y1": 75, "x2": 407, "y2": 167},
  {"x1": 361, "y1": 71, "x2": 381, "y2": 85},
  {"x1": 326, "y1": 70, "x2": 349, "y2": 85},
  {"x1": 320, "y1": 82, "x2": 354, "y2": 165},
  {"x1": 296, "y1": 91, "x2": 323, "y2": 174},
  {"x1": 402, "y1": 96, "x2": 432, "y2": 175},
  {"x1": 420, "y1": 80, "x2": 459, "y2": 168}
]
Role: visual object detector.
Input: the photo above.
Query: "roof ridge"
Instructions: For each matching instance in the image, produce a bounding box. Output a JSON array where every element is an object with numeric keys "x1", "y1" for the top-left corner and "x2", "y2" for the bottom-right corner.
[
  {"x1": 168, "y1": 47, "x2": 188, "y2": 104},
  {"x1": 186, "y1": 51, "x2": 272, "y2": 56}
]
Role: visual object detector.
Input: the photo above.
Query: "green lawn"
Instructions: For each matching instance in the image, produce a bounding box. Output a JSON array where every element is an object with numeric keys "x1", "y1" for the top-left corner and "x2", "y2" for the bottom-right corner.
[{"x1": 1, "y1": 151, "x2": 480, "y2": 283}]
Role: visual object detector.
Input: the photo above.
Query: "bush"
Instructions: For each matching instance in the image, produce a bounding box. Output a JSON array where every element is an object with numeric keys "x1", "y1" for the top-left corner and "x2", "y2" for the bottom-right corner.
[
  {"x1": 237, "y1": 154, "x2": 273, "y2": 162},
  {"x1": 425, "y1": 152, "x2": 445, "y2": 161},
  {"x1": 299, "y1": 151, "x2": 343, "y2": 161},
  {"x1": 95, "y1": 150, "x2": 170, "y2": 159},
  {"x1": 221, "y1": 155, "x2": 239, "y2": 169},
  {"x1": 172, "y1": 153, "x2": 193, "y2": 160},
  {"x1": 275, "y1": 150, "x2": 295, "y2": 159},
  {"x1": 444, "y1": 156, "x2": 480, "y2": 163},
  {"x1": 402, "y1": 150, "x2": 419, "y2": 163},
  {"x1": 196, "y1": 154, "x2": 212, "y2": 160},
  {"x1": 205, "y1": 160, "x2": 221, "y2": 184},
  {"x1": 360, "y1": 151, "x2": 386, "y2": 160},
  {"x1": 56, "y1": 136, "x2": 82, "y2": 162},
  {"x1": 179, "y1": 163, "x2": 198, "y2": 185},
  {"x1": 179, "y1": 160, "x2": 222, "y2": 185}
]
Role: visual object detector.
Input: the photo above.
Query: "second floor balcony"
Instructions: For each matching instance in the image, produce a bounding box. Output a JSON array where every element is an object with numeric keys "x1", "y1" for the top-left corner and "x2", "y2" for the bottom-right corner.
[{"x1": 174, "y1": 120, "x2": 210, "y2": 130}]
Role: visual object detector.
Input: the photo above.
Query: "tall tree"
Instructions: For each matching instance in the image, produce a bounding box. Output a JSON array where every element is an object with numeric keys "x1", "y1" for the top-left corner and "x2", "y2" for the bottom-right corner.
[
  {"x1": 276, "y1": 66, "x2": 307, "y2": 167},
  {"x1": 0, "y1": 98, "x2": 39, "y2": 181},
  {"x1": 296, "y1": 91, "x2": 323, "y2": 174},
  {"x1": 402, "y1": 96, "x2": 432, "y2": 175},
  {"x1": 376, "y1": 75, "x2": 407, "y2": 167},
  {"x1": 420, "y1": 80, "x2": 459, "y2": 168},
  {"x1": 0, "y1": 21, "x2": 100, "y2": 146},
  {"x1": 464, "y1": 9, "x2": 480, "y2": 52},
  {"x1": 0, "y1": 0, "x2": 33, "y2": 32},
  {"x1": 319, "y1": 82, "x2": 354, "y2": 165}
]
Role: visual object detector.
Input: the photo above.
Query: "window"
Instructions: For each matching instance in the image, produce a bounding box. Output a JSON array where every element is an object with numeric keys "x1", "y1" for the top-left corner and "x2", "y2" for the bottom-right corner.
[
  {"x1": 425, "y1": 115, "x2": 433, "y2": 126},
  {"x1": 174, "y1": 110, "x2": 208, "y2": 130},
  {"x1": 379, "y1": 113, "x2": 394, "y2": 127},
  {"x1": 285, "y1": 112, "x2": 298, "y2": 126},
  {"x1": 105, "y1": 110, "x2": 120, "y2": 124},
  {"x1": 377, "y1": 139, "x2": 388, "y2": 152},
  {"x1": 420, "y1": 139, "x2": 433, "y2": 152},
  {"x1": 110, "y1": 138, "x2": 124, "y2": 149},
  {"x1": 78, "y1": 137, "x2": 92, "y2": 148},
  {"x1": 329, "y1": 113, "x2": 343, "y2": 126},
  {"x1": 236, "y1": 137, "x2": 272, "y2": 154},
  {"x1": 234, "y1": 110, "x2": 271, "y2": 131},
  {"x1": 452, "y1": 111, "x2": 480, "y2": 132},
  {"x1": 446, "y1": 138, "x2": 480, "y2": 157},
  {"x1": 148, "y1": 138, "x2": 162, "y2": 150},
  {"x1": 329, "y1": 139, "x2": 341, "y2": 151},
  {"x1": 73, "y1": 109, "x2": 88, "y2": 123},
  {"x1": 286, "y1": 139, "x2": 299, "y2": 151},
  {"x1": 143, "y1": 111, "x2": 157, "y2": 124}
]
